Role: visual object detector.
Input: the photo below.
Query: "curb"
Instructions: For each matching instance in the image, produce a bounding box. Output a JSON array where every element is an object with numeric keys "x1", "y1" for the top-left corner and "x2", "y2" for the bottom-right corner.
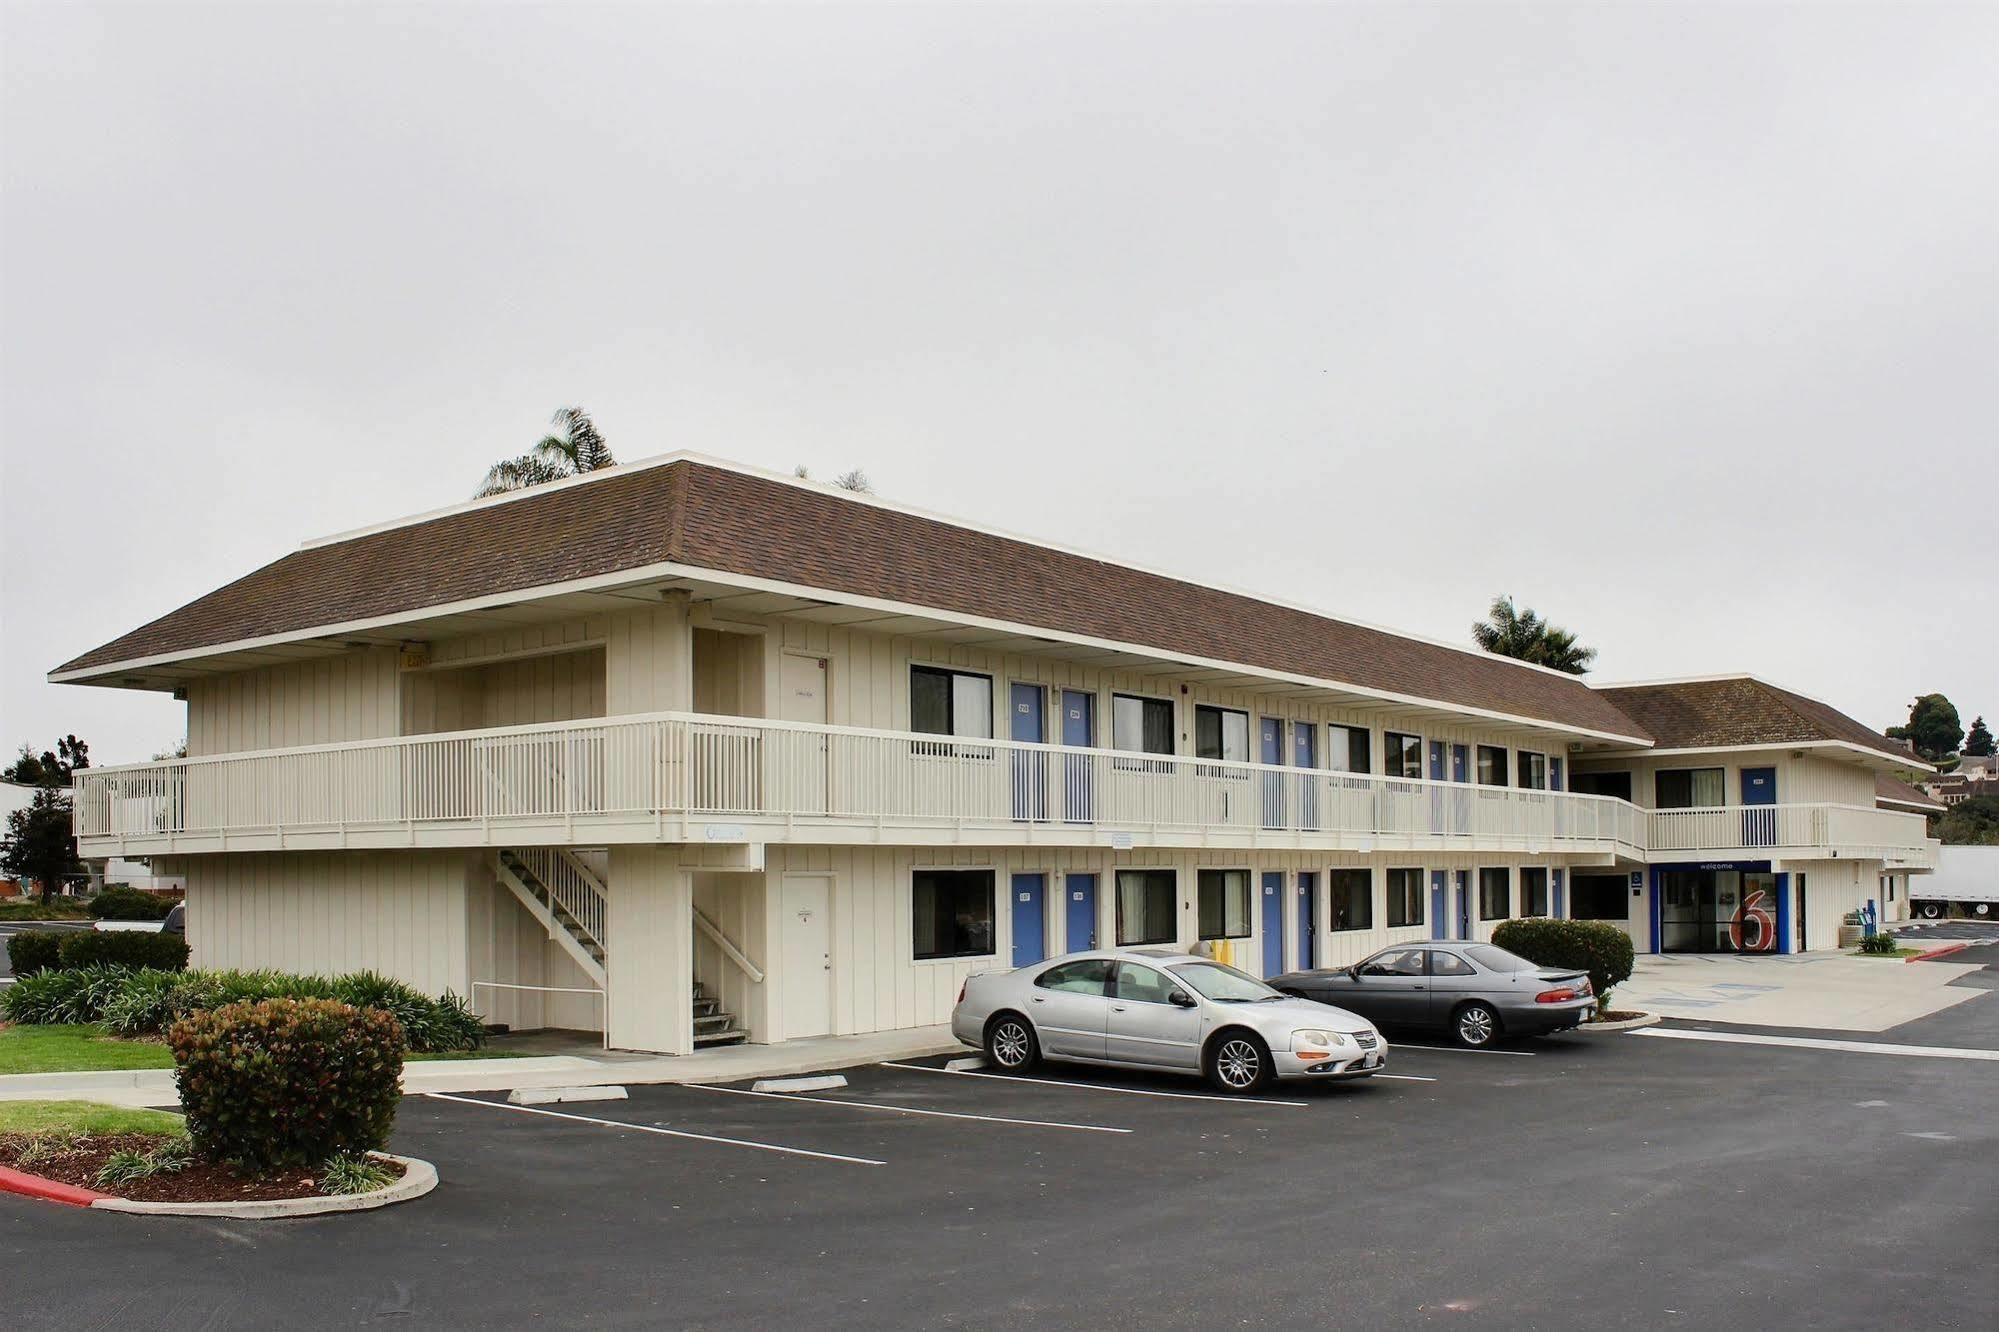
[
  {"x1": 0, "y1": 1162, "x2": 113, "y2": 1207},
  {"x1": 1909, "y1": 944, "x2": 1969, "y2": 963},
  {"x1": 1574, "y1": 1011, "x2": 1660, "y2": 1033},
  {"x1": 89, "y1": 1153, "x2": 436, "y2": 1219}
]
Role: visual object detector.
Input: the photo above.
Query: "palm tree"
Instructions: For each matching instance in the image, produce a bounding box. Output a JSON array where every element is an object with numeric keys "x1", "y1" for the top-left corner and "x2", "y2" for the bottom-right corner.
[
  {"x1": 476, "y1": 407, "x2": 616, "y2": 497},
  {"x1": 1472, "y1": 595, "x2": 1597, "y2": 674}
]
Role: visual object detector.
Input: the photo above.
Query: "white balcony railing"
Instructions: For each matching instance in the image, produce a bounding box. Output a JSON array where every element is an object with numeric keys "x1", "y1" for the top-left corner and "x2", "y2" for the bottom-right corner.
[{"x1": 70, "y1": 711, "x2": 1935, "y2": 866}]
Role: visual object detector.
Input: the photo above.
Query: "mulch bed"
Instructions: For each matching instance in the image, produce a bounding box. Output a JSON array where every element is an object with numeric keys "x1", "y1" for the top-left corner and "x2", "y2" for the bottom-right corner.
[
  {"x1": 0, "y1": 1132, "x2": 404, "y2": 1203},
  {"x1": 1592, "y1": 1010, "x2": 1645, "y2": 1023}
]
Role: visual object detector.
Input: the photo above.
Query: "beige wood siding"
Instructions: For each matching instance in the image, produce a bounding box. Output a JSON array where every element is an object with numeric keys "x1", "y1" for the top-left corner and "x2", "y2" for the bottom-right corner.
[
  {"x1": 402, "y1": 646, "x2": 606, "y2": 735},
  {"x1": 1573, "y1": 749, "x2": 1879, "y2": 810},
  {"x1": 186, "y1": 649, "x2": 400, "y2": 756},
  {"x1": 177, "y1": 849, "x2": 473, "y2": 996}
]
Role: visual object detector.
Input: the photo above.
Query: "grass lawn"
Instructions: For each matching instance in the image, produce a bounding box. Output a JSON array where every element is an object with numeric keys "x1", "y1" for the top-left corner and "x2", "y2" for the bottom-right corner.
[
  {"x1": 0, "y1": 1098, "x2": 183, "y2": 1136},
  {"x1": 0, "y1": 901, "x2": 93, "y2": 921},
  {"x1": 0, "y1": 1023, "x2": 530, "y2": 1075},
  {"x1": 0, "y1": 1024, "x2": 175, "y2": 1074},
  {"x1": 1851, "y1": 947, "x2": 1925, "y2": 959}
]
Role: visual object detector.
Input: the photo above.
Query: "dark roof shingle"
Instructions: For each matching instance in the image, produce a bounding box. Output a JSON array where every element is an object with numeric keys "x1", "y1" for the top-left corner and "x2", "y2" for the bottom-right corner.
[
  {"x1": 1594, "y1": 677, "x2": 1910, "y2": 765},
  {"x1": 58, "y1": 458, "x2": 1648, "y2": 739}
]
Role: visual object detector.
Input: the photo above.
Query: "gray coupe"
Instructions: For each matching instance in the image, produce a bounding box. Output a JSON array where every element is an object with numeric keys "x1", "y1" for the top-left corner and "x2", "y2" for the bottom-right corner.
[
  {"x1": 952, "y1": 947, "x2": 1386, "y2": 1093},
  {"x1": 1270, "y1": 940, "x2": 1593, "y2": 1048}
]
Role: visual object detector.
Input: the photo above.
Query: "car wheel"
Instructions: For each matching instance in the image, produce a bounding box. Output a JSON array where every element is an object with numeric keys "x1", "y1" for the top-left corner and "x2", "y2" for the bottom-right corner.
[
  {"x1": 984, "y1": 1013, "x2": 1040, "y2": 1071},
  {"x1": 1452, "y1": 1001, "x2": 1501, "y2": 1049},
  {"x1": 1205, "y1": 1030, "x2": 1274, "y2": 1094}
]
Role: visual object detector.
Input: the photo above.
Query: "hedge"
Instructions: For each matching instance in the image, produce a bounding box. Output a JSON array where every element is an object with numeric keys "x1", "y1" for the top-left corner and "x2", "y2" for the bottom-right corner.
[
  {"x1": 56, "y1": 930, "x2": 190, "y2": 972},
  {"x1": 1490, "y1": 918, "x2": 1636, "y2": 1009},
  {"x1": 0, "y1": 965, "x2": 486, "y2": 1053},
  {"x1": 171, "y1": 999, "x2": 404, "y2": 1171},
  {"x1": 88, "y1": 886, "x2": 178, "y2": 921},
  {"x1": 5, "y1": 930, "x2": 64, "y2": 978}
]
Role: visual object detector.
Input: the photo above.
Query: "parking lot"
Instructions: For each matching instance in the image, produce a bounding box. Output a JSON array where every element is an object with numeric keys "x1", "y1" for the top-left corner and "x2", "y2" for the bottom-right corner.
[{"x1": 8, "y1": 941, "x2": 1998, "y2": 1332}]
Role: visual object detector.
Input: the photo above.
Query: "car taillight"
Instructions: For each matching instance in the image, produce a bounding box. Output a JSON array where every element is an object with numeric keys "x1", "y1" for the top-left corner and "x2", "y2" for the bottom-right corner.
[{"x1": 1536, "y1": 987, "x2": 1579, "y2": 1004}]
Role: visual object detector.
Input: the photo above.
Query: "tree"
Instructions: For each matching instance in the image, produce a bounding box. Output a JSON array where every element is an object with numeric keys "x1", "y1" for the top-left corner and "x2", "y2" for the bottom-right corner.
[
  {"x1": 1937, "y1": 794, "x2": 1999, "y2": 847},
  {"x1": 1964, "y1": 716, "x2": 1994, "y2": 758},
  {"x1": 1470, "y1": 596, "x2": 1597, "y2": 674},
  {"x1": 3, "y1": 735, "x2": 89, "y2": 788},
  {"x1": 475, "y1": 407, "x2": 616, "y2": 497},
  {"x1": 792, "y1": 465, "x2": 874, "y2": 494},
  {"x1": 1886, "y1": 694, "x2": 1962, "y2": 763},
  {"x1": 2, "y1": 788, "x2": 84, "y2": 903}
]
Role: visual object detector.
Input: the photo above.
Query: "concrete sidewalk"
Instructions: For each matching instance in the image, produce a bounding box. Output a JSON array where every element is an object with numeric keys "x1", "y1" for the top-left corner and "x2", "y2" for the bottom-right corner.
[
  {"x1": 0, "y1": 1026, "x2": 961, "y2": 1109},
  {"x1": 1621, "y1": 951, "x2": 1988, "y2": 1031}
]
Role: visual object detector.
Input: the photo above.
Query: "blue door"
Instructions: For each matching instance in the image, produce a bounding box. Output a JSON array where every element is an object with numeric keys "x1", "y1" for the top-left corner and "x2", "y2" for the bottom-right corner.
[
  {"x1": 1296, "y1": 872, "x2": 1316, "y2": 970},
  {"x1": 1549, "y1": 757, "x2": 1564, "y2": 791},
  {"x1": 1430, "y1": 871, "x2": 1449, "y2": 940},
  {"x1": 1060, "y1": 690, "x2": 1094, "y2": 823},
  {"x1": 1261, "y1": 872, "x2": 1285, "y2": 976},
  {"x1": 1293, "y1": 725, "x2": 1318, "y2": 830},
  {"x1": 1260, "y1": 719, "x2": 1285, "y2": 828},
  {"x1": 1741, "y1": 766, "x2": 1776, "y2": 846},
  {"x1": 1064, "y1": 873, "x2": 1097, "y2": 951},
  {"x1": 1011, "y1": 873, "x2": 1047, "y2": 966},
  {"x1": 1011, "y1": 684, "x2": 1046, "y2": 822},
  {"x1": 1451, "y1": 745, "x2": 1469, "y2": 783},
  {"x1": 1552, "y1": 868, "x2": 1566, "y2": 919},
  {"x1": 1454, "y1": 869, "x2": 1472, "y2": 940}
]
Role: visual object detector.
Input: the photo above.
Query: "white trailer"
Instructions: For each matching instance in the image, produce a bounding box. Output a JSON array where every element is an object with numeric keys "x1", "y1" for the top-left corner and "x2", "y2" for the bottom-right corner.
[{"x1": 1909, "y1": 846, "x2": 1999, "y2": 918}]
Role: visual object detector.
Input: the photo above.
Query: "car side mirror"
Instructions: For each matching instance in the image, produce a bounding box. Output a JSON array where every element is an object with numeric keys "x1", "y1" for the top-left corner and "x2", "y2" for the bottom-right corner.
[
  {"x1": 1348, "y1": 966, "x2": 1362, "y2": 981},
  {"x1": 1167, "y1": 990, "x2": 1196, "y2": 1008}
]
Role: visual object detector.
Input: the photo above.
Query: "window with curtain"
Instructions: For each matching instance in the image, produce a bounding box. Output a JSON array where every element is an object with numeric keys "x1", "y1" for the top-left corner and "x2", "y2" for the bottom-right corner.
[
  {"x1": 911, "y1": 870, "x2": 996, "y2": 960},
  {"x1": 1196, "y1": 869, "x2": 1252, "y2": 939},
  {"x1": 1116, "y1": 869, "x2": 1177, "y2": 945},
  {"x1": 1477, "y1": 745, "x2": 1508, "y2": 786},
  {"x1": 910, "y1": 666, "x2": 993, "y2": 741},
  {"x1": 1384, "y1": 732, "x2": 1423, "y2": 779},
  {"x1": 1520, "y1": 867, "x2": 1549, "y2": 916},
  {"x1": 1327, "y1": 725, "x2": 1371, "y2": 774},
  {"x1": 1329, "y1": 869, "x2": 1373, "y2": 930},
  {"x1": 1479, "y1": 867, "x2": 1511, "y2": 920},
  {"x1": 1516, "y1": 752, "x2": 1548, "y2": 790},
  {"x1": 1385, "y1": 868, "x2": 1424, "y2": 927},
  {"x1": 1572, "y1": 874, "x2": 1629, "y2": 921},
  {"x1": 1194, "y1": 706, "x2": 1250, "y2": 762},
  {"x1": 1112, "y1": 694, "x2": 1175, "y2": 757},
  {"x1": 1655, "y1": 768, "x2": 1725, "y2": 809}
]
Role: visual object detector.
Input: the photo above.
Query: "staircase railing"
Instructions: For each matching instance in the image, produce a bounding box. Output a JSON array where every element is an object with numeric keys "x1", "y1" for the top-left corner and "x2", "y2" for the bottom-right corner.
[
  {"x1": 514, "y1": 847, "x2": 609, "y2": 949},
  {"x1": 694, "y1": 905, "x2": 764, "y2": 983}
]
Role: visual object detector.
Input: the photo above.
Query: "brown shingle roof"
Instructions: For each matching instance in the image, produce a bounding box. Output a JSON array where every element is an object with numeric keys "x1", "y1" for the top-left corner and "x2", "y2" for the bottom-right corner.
[
  {"x1": 1594, "y1": 677, "x2": 1911, "y2": 765},
  {"x1": 56, "y1": 458, "x2": 1649, "y2": 739},
  {"x1": 1875, "y1": 772, "x2": 1944, "y2": 812}
]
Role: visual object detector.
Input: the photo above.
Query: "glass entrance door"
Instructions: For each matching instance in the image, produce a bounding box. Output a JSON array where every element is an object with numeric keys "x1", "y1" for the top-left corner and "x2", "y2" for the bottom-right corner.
[{"x1": 1660, "y1": 869, "x2": 1779, "y2": 953}]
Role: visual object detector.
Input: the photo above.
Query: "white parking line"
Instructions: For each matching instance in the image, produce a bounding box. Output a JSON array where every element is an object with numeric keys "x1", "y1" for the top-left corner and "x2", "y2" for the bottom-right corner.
[
  {"x1": 1373, "y1": 1073, "x2": 1437, "y2": 1082},
  {"x1": 423, "y1": 1091, "x2": 886, "y2": 1166},
  {"x1": 1387, "y1": 1044, "x2": 1536, "y2": 1057},
  {"x1": 1636, "y1": 1029, "x2": 1999, "y2": 1062},
  {"x1": 880, "y1": 1062, "x2": 1312, "y2": 1106},
  {"x1": 687, "y1": 1082, "x2": 1132, "y2": 1133}
]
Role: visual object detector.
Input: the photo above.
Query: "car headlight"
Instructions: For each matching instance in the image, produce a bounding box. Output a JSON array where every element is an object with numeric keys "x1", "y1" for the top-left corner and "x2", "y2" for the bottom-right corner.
[{"x1": 1291, "y1": 1029, "x2": 1349, "y2": 1052}]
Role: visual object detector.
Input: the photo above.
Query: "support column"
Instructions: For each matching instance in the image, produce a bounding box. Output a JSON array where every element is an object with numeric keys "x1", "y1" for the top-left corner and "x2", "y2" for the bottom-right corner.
[
  {"x1": 606, "y1": 845, "x2": 694, "y2": 1055},
  {"x1": 1775, "y1": 873, "x2": 1793, "y2": 954}
]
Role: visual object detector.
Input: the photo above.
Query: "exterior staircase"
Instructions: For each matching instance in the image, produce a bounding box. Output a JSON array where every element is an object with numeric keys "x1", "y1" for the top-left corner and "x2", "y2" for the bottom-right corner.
[
  {"x1": 693, "y1": 980, "x2": 747, "y2": 1047},
  {"x1": 493, "y1": 848, "x2": 609, "y2": 988}
]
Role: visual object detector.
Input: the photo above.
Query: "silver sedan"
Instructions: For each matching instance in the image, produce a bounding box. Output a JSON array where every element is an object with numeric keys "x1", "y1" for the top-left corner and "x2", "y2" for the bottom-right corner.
[
  {"x1": 1271, "y1": 940, "x2": 1594, "y2": 1048},
  {"x1": 951, "y1": 947, "x2": 1387, "y2": 1094}
]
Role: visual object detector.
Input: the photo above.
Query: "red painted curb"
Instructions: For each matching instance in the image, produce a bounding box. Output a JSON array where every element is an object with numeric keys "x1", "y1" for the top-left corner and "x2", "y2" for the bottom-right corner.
[
  {"x1": 0, "y1": 1163, "x2": 113, "y2": 1207},
  {"x1": 1909, "y1": 944, "x2": 1969, "y2": 963}
]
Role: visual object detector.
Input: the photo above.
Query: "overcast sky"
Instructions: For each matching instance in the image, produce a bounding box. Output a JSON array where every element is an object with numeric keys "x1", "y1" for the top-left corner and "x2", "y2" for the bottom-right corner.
[{"x1": 3, "y1": 2, "x2": 1994, "y2": 767}]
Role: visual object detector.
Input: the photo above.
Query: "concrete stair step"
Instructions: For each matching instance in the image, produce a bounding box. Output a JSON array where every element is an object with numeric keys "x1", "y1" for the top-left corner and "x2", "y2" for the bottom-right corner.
[{"x1": 693, "y1": 1028, "x2": 748, "y2": 1047}]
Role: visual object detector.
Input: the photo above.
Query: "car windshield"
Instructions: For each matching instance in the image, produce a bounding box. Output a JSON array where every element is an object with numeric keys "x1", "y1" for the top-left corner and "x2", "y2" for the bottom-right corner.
[
  {"x1": 1167, "y1": 960, "x2": 1281, "y2": 1002},
  {"x1": 1466, "y1": 945, "x2": 1537, "y2": 973}
]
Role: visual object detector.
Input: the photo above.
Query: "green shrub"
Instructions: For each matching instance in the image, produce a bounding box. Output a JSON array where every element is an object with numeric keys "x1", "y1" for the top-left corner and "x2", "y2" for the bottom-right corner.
[
  {"x1": 57, "y1": 930, "x2": 190, "y2": 972},
  {"x1": 5, "y1": 930, "x2": 64, "y2": 977},
  {"x1": 1858, "y1": 929, "x2": 1900, "y2": 955},
  {"x1": 170, "y1": 998, "x2": 404, "y2": 1172},
  {"x1": 0, "y1": 964, "x2": 133, "y2": 1025},
  {"x1": 94, "y1": 1135, "x2": 192, "y2": 1188},
  {"x1": 1491, "y1": 918, "x2": 1636, "y2": 1010},
  {"x1": 320, "y1": 1152, "x2": 395, "y2": 1196},
  {"x1": 87, "y1": 887, "x2": 175, "y2": 921}
]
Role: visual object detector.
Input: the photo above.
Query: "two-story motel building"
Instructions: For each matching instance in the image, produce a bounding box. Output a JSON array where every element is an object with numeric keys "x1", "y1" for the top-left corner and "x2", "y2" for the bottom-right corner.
[{"x1": 55, "y1": 455, "x2": 1940, "y2": 1054}]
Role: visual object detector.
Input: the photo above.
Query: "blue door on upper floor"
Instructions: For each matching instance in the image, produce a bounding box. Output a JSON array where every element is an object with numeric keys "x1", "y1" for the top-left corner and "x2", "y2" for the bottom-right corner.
[
  {"x1": 1011, "y1": 873, "x2": 1047, "y2": 967},
  {"x1": 1011, "y1": 684, "x2": 1046, "y2": 822},
  {"x1": 1296, "y1": 872, "x2": 1316, "y2": 970},
  {"x1": 1060, "y1": 690, "x2": 1094, "y2": 823},
  {"x1": 1293, "y1": 724, "x2": 1319, "y2": 830},
  {"x1": 1065, "y1": 873, "x2": 1098, "y2": 952},
  {"x1": 1451, "y1": 744, "x2": 1470, "y2": 783},
  {"x1": 1260, "y1": 719, "x2": 1285, "y2": 829},
  {"x1": 1261, "y1": 872, "x2": 1285, "y2": 976},
  {"x1": 1741, "y1": 766, "x2": 1777, "y2": 846}
]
